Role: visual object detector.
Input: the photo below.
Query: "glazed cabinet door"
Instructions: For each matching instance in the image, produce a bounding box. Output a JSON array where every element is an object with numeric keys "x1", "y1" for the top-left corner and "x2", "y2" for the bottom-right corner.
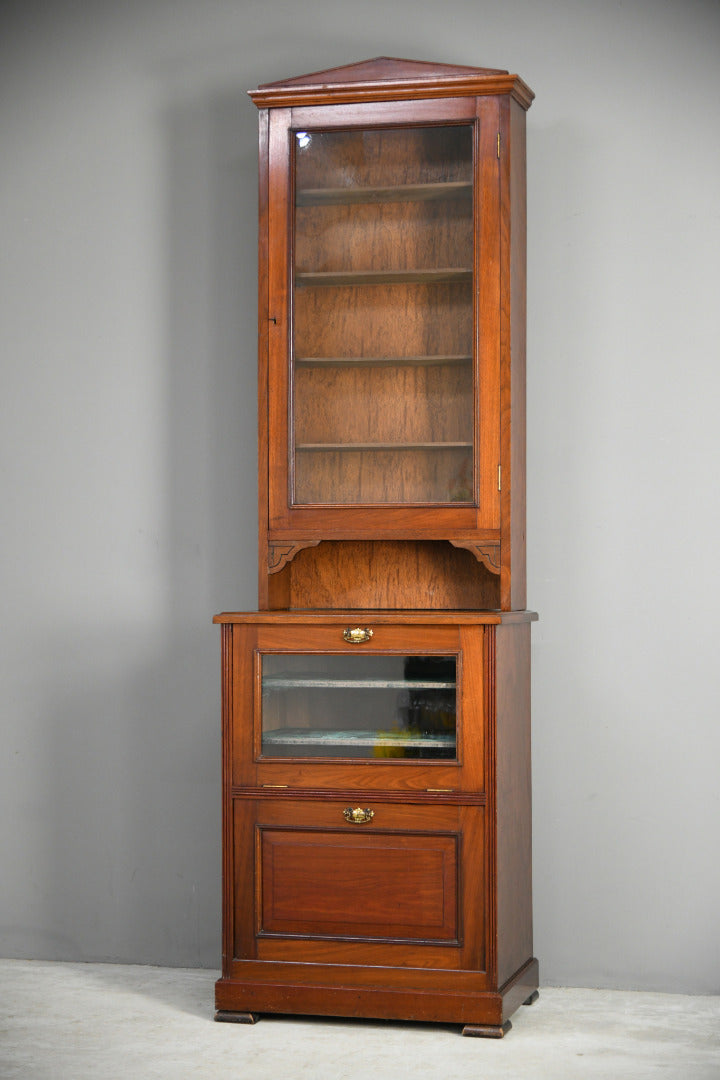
[
  {"x1": 264, "y1": 96, "x2": 502, "y2": 539},
  {"x1": 228, "y1": 622, "x2": 486, "y2": 793}
]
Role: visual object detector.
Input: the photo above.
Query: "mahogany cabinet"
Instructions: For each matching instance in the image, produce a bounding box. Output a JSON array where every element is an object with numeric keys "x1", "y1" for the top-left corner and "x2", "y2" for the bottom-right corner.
[{"x1": 215, "y1": 58, "x2": 537, "y2": 1037}]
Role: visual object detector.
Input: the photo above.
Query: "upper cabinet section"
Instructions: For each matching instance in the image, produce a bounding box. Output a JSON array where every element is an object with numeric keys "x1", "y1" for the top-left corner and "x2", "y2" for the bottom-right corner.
[{"x1": 250, "y1": 60, "x2": 533, "y2": 610}]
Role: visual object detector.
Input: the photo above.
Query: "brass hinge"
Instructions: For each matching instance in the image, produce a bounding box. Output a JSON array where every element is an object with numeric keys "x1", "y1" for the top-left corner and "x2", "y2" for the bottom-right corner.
[
  {"x1": 498, "y1": 464, "x2": 502, "y2": 491},
  {"x1": 497, "y1": 133, "x2": 501, "y2": 158}
]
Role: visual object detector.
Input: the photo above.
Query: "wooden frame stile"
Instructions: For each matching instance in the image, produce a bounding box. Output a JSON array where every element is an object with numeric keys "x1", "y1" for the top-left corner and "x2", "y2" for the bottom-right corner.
[
  {"x1": 264, "y1": 108, "x2": 292, "y2": 609},
  {"x1": 475, "y1": 96, "x2": 502, "y2": 539}
]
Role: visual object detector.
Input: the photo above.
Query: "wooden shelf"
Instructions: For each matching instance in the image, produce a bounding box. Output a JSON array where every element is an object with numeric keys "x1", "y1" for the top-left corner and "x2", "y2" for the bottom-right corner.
[
  {"x1": 295, "y1": 268, "x2": 472, "y2": 287},
  {"x1": 263, "y1": 675, "x2": 456, "y2": 690},
  {"x1": 296, "y1": 181, "x2": 472, "y2": 206},
  {"x1": 295, "y1": 355, "x2": 472, "y2": 368},
  {"x1": 296, "y1": 441, "x2": 472, "y2": 452},
  {"x1": 262, "y1": 728, "x2": 456, "y2": 749}
]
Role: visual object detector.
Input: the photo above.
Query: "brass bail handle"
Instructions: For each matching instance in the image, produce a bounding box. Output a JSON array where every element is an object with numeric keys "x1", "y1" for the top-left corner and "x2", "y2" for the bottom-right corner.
[
  {"x1": 343, "y1": 807, "x2": 375, "y2": 825},
  {"x1": 343, "y1": 627, "x2": 373, "y2": 644}
]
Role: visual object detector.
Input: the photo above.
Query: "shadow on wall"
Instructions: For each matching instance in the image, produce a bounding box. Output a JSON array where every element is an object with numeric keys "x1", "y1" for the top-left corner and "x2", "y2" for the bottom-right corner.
[{"x1": 22, "y1": 87, "x2": 258, "y2": 968}]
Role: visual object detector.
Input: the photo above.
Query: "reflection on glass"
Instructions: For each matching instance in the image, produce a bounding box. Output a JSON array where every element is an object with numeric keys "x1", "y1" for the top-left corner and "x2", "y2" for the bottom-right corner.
[{"x1": 261, "y1": 654, "x2": 457, "y2": 760}]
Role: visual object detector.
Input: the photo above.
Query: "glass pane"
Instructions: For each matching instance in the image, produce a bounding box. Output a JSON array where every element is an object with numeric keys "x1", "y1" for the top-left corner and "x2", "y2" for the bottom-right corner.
[
  {"x1": 261, "y1": 654, "x2": 457, "y2": 760},
  {"x1": 292, "y1": 125, "x2": 474, "y2": 506}
]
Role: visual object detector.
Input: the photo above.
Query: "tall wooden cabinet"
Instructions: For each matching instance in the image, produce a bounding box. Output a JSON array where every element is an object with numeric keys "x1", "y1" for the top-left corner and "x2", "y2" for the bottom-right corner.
[{"x1": 215, "y1": 58, "x2": 537, "y2": 1038}]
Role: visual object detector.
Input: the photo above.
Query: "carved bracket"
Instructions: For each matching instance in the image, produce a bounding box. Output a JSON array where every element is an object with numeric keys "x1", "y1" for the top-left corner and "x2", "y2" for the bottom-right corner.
[
  {"x1": 268, "y1": 540, "x2": 321, "y2": 574},
  {"x1": 449, "y1": 540, "x2": 501, "y2": 575}
]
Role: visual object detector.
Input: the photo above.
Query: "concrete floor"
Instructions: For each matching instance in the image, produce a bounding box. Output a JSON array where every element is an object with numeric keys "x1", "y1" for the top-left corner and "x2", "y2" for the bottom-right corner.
[{"x1": 1, "y1": 960, "x2": 718, "y2": 1080}]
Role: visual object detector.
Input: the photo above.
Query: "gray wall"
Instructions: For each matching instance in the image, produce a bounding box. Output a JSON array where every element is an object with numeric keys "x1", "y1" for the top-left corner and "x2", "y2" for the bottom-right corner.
[{"x1": 2, "y1": 0, "x2": 719, "y2": 993}]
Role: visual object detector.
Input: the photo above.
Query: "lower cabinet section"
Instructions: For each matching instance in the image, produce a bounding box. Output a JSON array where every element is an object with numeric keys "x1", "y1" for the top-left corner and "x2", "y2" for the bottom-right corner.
[
  {"x1": 216, "y1": 795, "x2": 537, "y2": 1033},
  {"x1": 215, "y1": 614, "x2": 537, "y2": 1036}
]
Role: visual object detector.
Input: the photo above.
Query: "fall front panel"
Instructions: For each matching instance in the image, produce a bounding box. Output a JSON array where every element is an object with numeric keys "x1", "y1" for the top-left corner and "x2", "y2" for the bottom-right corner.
[{"x1": 230, "y1": 799, "x2": 487, "y2": 973}]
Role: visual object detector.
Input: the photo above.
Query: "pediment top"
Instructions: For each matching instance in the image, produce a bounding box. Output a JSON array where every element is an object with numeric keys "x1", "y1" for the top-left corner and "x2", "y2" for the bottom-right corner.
[
  {"x1": 249, "y1": 57, "x2": 534, "y2": 110},
  {"x1": 257, "y1": 57, "x2": 508, "y2": 89}
]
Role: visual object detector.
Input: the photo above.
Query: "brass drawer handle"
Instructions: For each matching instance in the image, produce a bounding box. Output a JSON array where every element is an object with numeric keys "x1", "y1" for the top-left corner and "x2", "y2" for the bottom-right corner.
[
  {"x1": 343, "y1": 807, "x2": 375, "y2": 825},
  {"x1": 343, "y1": 627, "x2": 373, "y2": 644}
]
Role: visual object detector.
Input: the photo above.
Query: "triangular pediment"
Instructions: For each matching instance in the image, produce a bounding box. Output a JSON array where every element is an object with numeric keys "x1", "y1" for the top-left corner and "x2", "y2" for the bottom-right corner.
[
  {"x1": 249, "y1": 57, "x2": 533, "y2": 110},
  {"x1": 257, "y1": 57, "x2": 507, "y2": 90}
]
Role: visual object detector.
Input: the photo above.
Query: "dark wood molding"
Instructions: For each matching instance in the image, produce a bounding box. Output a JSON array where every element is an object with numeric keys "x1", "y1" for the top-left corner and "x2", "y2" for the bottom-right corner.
[
  {"x1": 214, "y1": 610, "x2": 537, "y2": 626},
  {"x1": 231, "y1": 786, "x2": 487, "y2": 806}
]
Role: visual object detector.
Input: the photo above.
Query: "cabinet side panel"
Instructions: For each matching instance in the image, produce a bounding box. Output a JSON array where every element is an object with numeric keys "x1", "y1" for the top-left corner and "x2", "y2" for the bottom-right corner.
[
  {"x1": 220, "y1": 625, "x2": 234, "y2": 976},
  {"x1": 258, "y1": 108, "x2": 271, "y2": 608},
  {"x1": 494, "y1": 621, "x2": 533, "y2": 986},
  {"x1": 509, "y1": 99, "x2": 527, "y2": 610}
]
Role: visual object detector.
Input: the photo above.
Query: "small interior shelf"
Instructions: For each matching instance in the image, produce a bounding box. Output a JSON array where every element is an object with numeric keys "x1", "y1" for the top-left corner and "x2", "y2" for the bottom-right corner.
[
  {"x1": 295, "y1": 268, "x2": 472, "y2": 287},
  {"x1": 295, "y1": 441, "x2": 472, "y2": 452},
  {"x1": 295, "y1": 355, "x2": 472, "y2": 368},
  {"x1": 263, "y1": 676, "x2": 456, "y2": 690},
  {"x1": 295, "y1": 181, "x2": 472, "y2": 206},
  {"x1": 262, "y1": 729, "x2": 456, "y2": 749}
]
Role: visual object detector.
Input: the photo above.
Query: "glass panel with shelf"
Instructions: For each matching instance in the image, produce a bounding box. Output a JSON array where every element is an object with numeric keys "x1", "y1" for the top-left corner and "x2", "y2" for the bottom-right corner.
[
  {"x1": 292, "y1": 124, "x2": 475, "y2": 506},
  {"x1": 261, "y1": 653, "x2": 457, "y2": 760}
]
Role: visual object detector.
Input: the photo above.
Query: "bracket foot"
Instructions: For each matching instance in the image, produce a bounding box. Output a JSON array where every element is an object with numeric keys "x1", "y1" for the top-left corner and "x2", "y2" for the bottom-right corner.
[
  {"x1": 215, "y1": 1011, "x2": 260, "y2": 1025},
  {"x1": 462, "y1": 1020, "x2": 512, "y2": 1039}
]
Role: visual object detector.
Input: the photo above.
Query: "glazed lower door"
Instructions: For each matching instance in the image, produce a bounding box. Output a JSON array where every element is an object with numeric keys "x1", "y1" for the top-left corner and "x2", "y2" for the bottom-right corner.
[
  {"x1": 230, "y1": 622, "x2": 486, "y2": 793},
  {"x1": 227, "y1": 798, "x2": 488, "y2": 978}
]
